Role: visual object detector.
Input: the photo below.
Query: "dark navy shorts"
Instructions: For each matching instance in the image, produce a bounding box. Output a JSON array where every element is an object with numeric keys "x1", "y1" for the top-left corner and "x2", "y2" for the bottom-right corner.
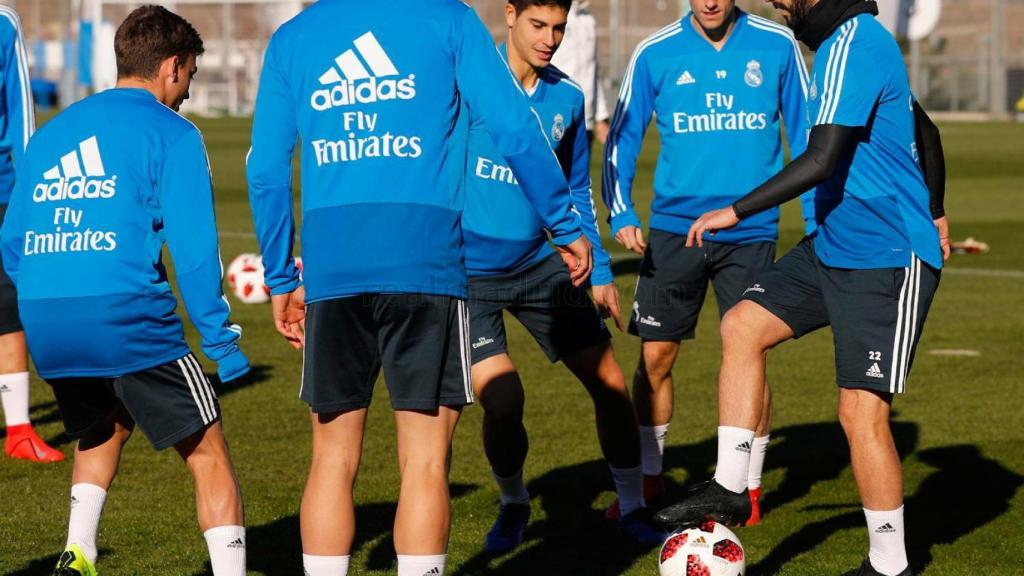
[{"x1": 0, "y1": 203, "x2": 21, "y2": 335}]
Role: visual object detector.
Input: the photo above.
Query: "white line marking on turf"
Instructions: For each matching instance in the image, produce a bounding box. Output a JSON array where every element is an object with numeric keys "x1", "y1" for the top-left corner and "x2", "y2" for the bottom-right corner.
[{"x1": 928, "y1": 349, "x2": 981, "y2": 357}]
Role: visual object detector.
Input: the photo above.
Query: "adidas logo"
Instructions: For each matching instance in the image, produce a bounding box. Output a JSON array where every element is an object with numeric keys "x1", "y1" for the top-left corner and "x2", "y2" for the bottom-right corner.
[
  {"x1": 33, "y1": 136, "x2": 117, "y2": 203},
  {"x1": 422, "y1": 568, "x2": 441, "y2": 575},
  {"x1": 676, "y1": 70, "x2": 696, "y2": 85},
  {"x1": 736, "y1": 441, "x2": 752, "y2": 453},
  {"x1": 866, "y1": 362, "x2": 885, "y2": 379},
  {"x1": 70, "y1": 495, "x2": 79, "y2": 506},
  {"x1": 0, "y1": 384, "x2": 9, "y2": 393},
  {"x1": 310, "y1": 31, "x2": 417, "y2": 111},
  {"x1": 693, "y1": 535, "x2": 709, "y2": 548},
  {"x1": 227, "y1": 537, "x2": 245, "y2": 548},
  {"x1": 875, "y1": 523, "x2": 896, "y2": 533}
]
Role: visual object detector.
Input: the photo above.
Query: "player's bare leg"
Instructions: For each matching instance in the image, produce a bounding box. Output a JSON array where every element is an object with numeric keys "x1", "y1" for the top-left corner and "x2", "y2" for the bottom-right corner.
[
  {"x1": 0, "y1": 331, "x2": 63, "y2": 462},
  {"x1": 473, "y1": 354, "x2": 528, "y2": 478},
  {"x1": 393, "y1": 406, "x2": 460, "y2": 574},
  {"x1": 300, "y1": 409, "x2": 367, "y2": 556},
  {"x1": 564, "y1": 342, "x2": 664, "y2": 544}
]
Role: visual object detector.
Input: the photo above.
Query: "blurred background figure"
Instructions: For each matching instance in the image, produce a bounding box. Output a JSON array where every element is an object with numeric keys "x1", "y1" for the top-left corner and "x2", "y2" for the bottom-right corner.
[{"x1": 551, "y1": 0, "x2": 610, "y2": 144}]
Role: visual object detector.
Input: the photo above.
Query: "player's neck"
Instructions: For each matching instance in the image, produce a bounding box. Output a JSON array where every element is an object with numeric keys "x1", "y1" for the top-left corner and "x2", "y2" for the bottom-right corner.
[
  {"x1": 116, "y1": 78, "x2": 163, "y2": 103},
  {"x1": 505, "y1": 41, "x2": 541, "y2": 93},
  {"x1": 690, "y1": 8, "x2": 738, "y2": 50}
]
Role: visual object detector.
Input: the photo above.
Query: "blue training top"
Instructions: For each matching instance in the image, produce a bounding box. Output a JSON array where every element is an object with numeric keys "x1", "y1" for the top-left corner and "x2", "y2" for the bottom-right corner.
[
  {"x1": 463, "y1": 44, "x2": 614, "y2": 285},
  {"x1": 247, "y1": 0, "x2": 583, "y2": 303},
  {"x1": 0, "y1": 6, "x2": 34, "y2": 203},
  {"x1": 603, "y1": 10, "x2": 812, "y2": 244},
  {"x1": 0, "y1": 88, "x2": 249, "y2": 381},
  {"x1": 807, "y1": 13, "x2": 942, "y2": 270}
]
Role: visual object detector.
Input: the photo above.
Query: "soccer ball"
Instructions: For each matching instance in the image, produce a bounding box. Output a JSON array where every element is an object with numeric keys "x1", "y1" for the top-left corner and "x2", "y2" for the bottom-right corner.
[
  {"x1": 226, "y1": 253, "x2": 270, "y2": 304},
  {"x1": 659, "y1": 520, "x2": 745, "y2": 576}
]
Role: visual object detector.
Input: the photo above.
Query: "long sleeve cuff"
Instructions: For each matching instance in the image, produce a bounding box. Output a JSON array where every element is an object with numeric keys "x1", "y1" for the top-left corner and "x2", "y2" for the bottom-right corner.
[
  {"x1": 609, "y1": 211, "x2": 642, "y2": 236},
  {"x1": 216, "y1": 349, "x2": 251, "y2": 383}
]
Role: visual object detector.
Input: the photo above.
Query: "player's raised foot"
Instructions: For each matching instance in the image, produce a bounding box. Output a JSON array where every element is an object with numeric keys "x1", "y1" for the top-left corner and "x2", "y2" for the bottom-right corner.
[
  {"x1": 52, "y1": 544, "x2": 97, "y2": 576},
  {"x1": 5, "y1": 423, "x2": 65, "y2": 463},
  {"x1": 605, "y1": 473, "x2": 666, "y2": 521},
  {"x1": 744, "y1": 487, "x2": 762, "y2": 526},
  {"x1": 618, "y1": 508, "x2": 669, "y2": 546},
  {"x1": 653, "y1": 480, "x2": 750, "y2": 529},
  {"x1": 484, "y1": 502, "x2": 531, "y2": 554},
  {"x1": 840, "y1": 559, "x2": 913, "y2": 576}
]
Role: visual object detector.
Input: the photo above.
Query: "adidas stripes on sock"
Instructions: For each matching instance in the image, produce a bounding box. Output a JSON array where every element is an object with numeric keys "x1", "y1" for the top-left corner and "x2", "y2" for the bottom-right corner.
[
  {"x1": 397, "y1": 554, "x2": 445, "y2": 576},
  {"x1": 0, "y1": 372, "x2": 31, "y2": 427},
  {"x1": 639, "y1": 424, "x2": 669, "y2": 476},
  {"x1": 864, "y1": 506, "x2": 909, "y2": 576},
  {"x1": 203, "y1": 525, "x2": 246, "y2": 576},
  {"x1": 67, "y1": 483, "x2": 107, "y2": 564},
  {"x1": 609, "y1": 464, "x2": 645, "y2": 517},
  {"x1": 747, "y1": 435, "x2": 770, "y2": 490},
  {"x1": 492, "y1": 469, "x2": 530, "y2": 505},
  {"x1": 303, "y1": 554, "x2": 350, "y2": 576},
  {"x1": 713, "y1": 426, "x2": 755, "y2": 494}
]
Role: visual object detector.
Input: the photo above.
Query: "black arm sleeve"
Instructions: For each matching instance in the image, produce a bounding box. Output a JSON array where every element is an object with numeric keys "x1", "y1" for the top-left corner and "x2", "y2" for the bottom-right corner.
[
  {"x1": 913, "y1": 100, "x2": 946, "y2": 218},
  {"x1": 732, "y1": 124, "x2": 858, "y2": 220}
]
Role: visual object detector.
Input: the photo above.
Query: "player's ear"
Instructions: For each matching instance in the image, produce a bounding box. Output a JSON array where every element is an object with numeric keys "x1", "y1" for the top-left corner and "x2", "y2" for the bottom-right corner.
[{"x1": 505, "y1": 2, "x2": 518, "y2": 28}]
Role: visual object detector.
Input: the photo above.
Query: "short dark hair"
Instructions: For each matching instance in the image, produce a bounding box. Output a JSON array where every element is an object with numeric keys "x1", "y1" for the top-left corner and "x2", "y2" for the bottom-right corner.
[
  {"x1": 508, "y1": 0, "x2": 573, "y2": 14},
  {"x1": 114, "y1": 5, "x2": 204, "y2": 80}
]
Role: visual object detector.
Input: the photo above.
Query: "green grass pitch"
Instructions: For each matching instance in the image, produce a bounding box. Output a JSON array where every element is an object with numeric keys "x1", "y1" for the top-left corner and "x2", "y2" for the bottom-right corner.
[{"x1": 1, "y1": 119, "x2": 1022, "y2": 575}]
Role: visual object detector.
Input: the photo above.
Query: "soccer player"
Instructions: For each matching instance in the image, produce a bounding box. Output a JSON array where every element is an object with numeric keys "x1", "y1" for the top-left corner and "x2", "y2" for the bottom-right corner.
[
  {"x1": 0, "y1": 3, "x2": 63, "y2": 463},
  {"x1": 601, "y1": 0, "x2": 810, "y2": 524},
  {"x1": 0, "y1": 7, "x2": 251, "y2": 576},
  {"x1": 464, "y1": 0, "x2": 663, "y2": 553},
  {"x1": 246, "y1": 1, "x2": 590, "y2": 574},
  {"x1": 654, "y1": 1, "x2": 950, "y2": 575}
]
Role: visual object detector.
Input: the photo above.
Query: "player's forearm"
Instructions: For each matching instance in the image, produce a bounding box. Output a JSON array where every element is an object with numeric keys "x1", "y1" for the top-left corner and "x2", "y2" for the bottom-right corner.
[
  {"x1": 248, "y1": 183, "x2": 301, "y2": 294},
  {"x1": 913, "y1": 101, "x2": 946, "y2": 218},
  {"x1": 733, "y1": 124, "x2": 856, "y2": 219},
  {"x1": 175, "y1": 259, "x2": 250, "y2": 380}
]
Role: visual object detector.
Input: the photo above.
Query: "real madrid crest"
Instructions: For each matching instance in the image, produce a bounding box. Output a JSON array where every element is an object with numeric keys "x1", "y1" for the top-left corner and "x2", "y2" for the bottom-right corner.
[
  {"x1": 744, "y1": 60, "x2": 763, "y2": 88},
  {"x1": 809, "y1": 78, "x2": 818, "y2": 101},
  {"x1": 552, "y1": 114, "x2": 566, "y2": 142}
]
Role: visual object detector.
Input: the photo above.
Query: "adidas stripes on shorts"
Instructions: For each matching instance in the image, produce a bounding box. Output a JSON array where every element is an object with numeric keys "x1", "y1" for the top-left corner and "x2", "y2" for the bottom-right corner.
[
  {"x1": 741, "y1": 237, "x2": 940, "y2": 394},
  {"x1": 47, "y1": 353, "x2": 220, "y2": 450}
]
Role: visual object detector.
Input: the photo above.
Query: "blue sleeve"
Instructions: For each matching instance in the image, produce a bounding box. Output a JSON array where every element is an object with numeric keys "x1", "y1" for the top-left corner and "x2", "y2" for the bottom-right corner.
[
  {"x1": 566, "y1": 103, "x2": 613, "y2": 285},
  {"x1": 454, "y1": 9, "x2": 581, "y2": 246},
  {"x1": 777, "y1": 36, "x2": 816, "y2": 234},
  {"x1": 163, "y1": 129, "x2": 250, "y2": 383},
  {"x1": 814, "y1": 22, "x2": 881, "y2": 128},
  {"x1": 0, "y1": 156, "x2": 26, "y2": 281},
  {"x1": 602, "y1": 46, "x2": 654, "y2": 235},
  {"x1": 246, "y1": 35, "x2": 302, "y2": 296},
  {"x1": 1, "y1": 13, "x2": 34, "y2": 164}
]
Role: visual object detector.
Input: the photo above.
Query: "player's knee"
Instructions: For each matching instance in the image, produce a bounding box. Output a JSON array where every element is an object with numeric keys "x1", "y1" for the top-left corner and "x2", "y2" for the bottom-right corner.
[{"x1": 639, "y1": 345, "x2": 675, "y2": 384}]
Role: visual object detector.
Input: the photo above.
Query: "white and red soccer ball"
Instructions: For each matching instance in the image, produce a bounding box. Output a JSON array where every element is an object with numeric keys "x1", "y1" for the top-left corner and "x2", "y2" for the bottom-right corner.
[
  {"x1": 226, "y1": 253, "x2": 303, "y2": 305},
  {"x1": 659, "y1": 520, "x2": 745, "y2": 576}
]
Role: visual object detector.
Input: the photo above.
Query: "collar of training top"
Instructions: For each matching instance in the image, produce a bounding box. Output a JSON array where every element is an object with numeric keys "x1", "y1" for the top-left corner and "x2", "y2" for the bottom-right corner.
[{"x1": 794, "y1": 0, "x2": 879, "y2": 51}]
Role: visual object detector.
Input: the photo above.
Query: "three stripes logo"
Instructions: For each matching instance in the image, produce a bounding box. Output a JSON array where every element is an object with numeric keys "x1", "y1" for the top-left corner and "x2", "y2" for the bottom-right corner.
[
  {"x1": 875, "y1": 523, "x2": 896, "y2": 534},
  {"x1": 310, "y1": 32, "x2": 417, "y2": 111},
  {"x1": 866, "y1": 362, "x2": 885, "y2": 379},
  {"x1": 422, "y1": 569, "x2": 441, "y2": 576},
  {"x1": 33, "y1": 136, "x2": 117, "y2": 203},
  {"x1": 676, "y1": 70, "x2": 696, "y2": 86},
  {"x1": 736, "y1": 441, "x2": 752, "y2": 454},
  {"x1": 227, "y1": 538, "x2": 245, "y2": 549}
]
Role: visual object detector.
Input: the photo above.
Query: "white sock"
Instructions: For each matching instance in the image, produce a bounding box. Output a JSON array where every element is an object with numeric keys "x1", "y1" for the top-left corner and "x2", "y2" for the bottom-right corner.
[
  {"x1": 747, "y1": 435, "x2": 770, "y2": 490},
  {"x1": 0, "y1": 372, "x2": 31, "y2": 426},
  {"x1": 609, "y1": 464, "x2": 645, "y2": 517},
  {"x1": 493, "y1": 469, "x2": 530, "y2": 505},
  {"x1": 713, "y1": 426, "x2": 755, "y2": 494},
  {"x1": 639, "y1": 424, "x2": 669, "y2": 476},
  {"x1": 303, "y1": 554, "x2": 350, "y2": 576},
  {"x1": 203, "y1": 525, "x2": 246, "y2": 576},
  {"x1": 67, "y1": 483, "x2": 107, "y2": 564},
  {"x1": 396, "y1": 554, "x2": 445, "y2": 576},
  {"x1": 864, "y1": 506, "x2": 909, "y2": 576}
]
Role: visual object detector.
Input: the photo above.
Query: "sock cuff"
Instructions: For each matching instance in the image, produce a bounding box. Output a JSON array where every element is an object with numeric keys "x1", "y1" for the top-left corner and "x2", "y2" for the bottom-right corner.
[
  {"x1": 639, "y1": 423, "x2": 670, "y2": 434},
  {"x1": 864, "y1": 505, "x2": 905, "y2": 516},
  {"x1": 303, "y1": 554, "x2": 351, "y2": 568},
  {"x1": 753, "y1": 434, "x2": 770, "y2": 444},
  {"x1": 71, "y1": 483, "x2": 108, "y2": 498},
  {"x1": 718, "y1": 425, "x2": 756, "y2": 437},
  {"x1": 491, "y1": 469, "x2": 524, "y2": 482},
  {"x1": 203, "y1": 525, "x2": 245, "y2": 539},
  {"x1": 608, "y1": 464, "x2": 643, "y2": 475},
  {"x1": 0, "y1": 372, "x2": 29, "y2": 384}
]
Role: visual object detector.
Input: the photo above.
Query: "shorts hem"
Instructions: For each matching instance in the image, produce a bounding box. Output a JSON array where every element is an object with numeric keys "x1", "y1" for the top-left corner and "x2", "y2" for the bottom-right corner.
[
  {"x1": 837, "y1": 379, "x2": 902, "y2": 394},
  {"x1": 552, "y1": 332, "x2": 613, "y2": 364},
  {"x1": 741, "y1": 294, "x2": 807, "y2": 339},
  {"x1": 149, "y1": 417, "x2": 218, "y2": 451},
  {"x1": 391, "y1": 395, "x2": 474, "y2": 411},
  {"x1": 471, "y1": 346, "x2": 508, "y2": 366},
  {"x1": 0, "y1": 322, "x2": 21, "y2": 336},
  {"x1": 629, "y1": 325, "x2": 695, "y2": 342},
  {"x1": 307, "y1": 399, "x2": 373, "y2": 414}
]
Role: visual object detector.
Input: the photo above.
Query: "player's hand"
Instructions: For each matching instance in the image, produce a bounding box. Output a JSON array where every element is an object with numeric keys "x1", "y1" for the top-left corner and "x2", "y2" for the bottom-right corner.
[
  {"x1": 592, "y1": 283, "x2": 624, "y2": 332},
  {"x1": 615, "y1": 225, "x2": 647, "y2": 255},
  {"x1": 934, "y1": 216, "x2": 950, "y2": 261},
  {"x1": 556, "y1": 235, "x2": 593, "y2": 287},
  {"x1": 271, "y1": 285, "x2": 306, "y2": 349},
  {"x1": 686, "y1": 207, "x2": 741, "y2": 248}
]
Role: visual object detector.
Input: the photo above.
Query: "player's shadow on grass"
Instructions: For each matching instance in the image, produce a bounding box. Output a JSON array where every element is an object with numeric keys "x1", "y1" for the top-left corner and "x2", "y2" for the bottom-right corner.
[
  {"x1": 6, "y1": 552, "x2": 61, "y2": 576},
  {"x1": 611, "y1": 256, "x2": 642, "y2": 278},
  {"x1": 213, "y1": 363, "x2": 273, "y2": 396},
  {"x1": 195, "y1": 483, "x2": 479, "y2": 575},
  {"x1": 749, "y1": 443, "x2": 1023, "y2": 575}
]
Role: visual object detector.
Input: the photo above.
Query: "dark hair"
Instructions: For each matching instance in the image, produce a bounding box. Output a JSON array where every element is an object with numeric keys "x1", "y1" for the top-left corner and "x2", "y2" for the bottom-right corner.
[
  {"x1": 115, "y1": 5, "x2": 204, "y2": 79},
  {"x1": 508, "y1": 0, "x2": 573, "y2": 13}
]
